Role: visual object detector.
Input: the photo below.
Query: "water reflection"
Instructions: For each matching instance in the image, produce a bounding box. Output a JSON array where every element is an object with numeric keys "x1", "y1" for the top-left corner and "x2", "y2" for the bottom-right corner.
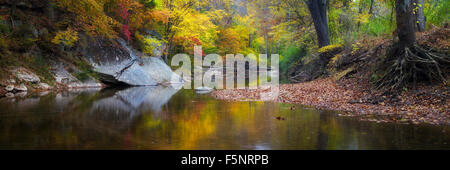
[
  {"x1": 0, "y1": 87, "x2": 449, "y2": 150},
  {"x1": 91, "y1": 86, "x2": 180, "y2": 117}
]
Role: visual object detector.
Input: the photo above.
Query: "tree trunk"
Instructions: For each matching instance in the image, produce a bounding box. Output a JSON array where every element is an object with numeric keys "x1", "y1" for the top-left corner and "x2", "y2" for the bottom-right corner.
[
  {"x1": 306, "y1": 0, "x2": 329, "y2": 48},
  {"x1": 44, "y1": 0, "x2": 55, "y2": 22},
  {"x1": 264, "y1": 33, "x2": 268, "y2": 55},
  {"x1": 357, "y1": 0, "x2": 364, "y2": 28},
  {"x1": 377, "y1": 0, "x2": 448, "y2": 93},
  {"x1": 248, "y1": 33, "x2": 252, "y2": 48},
  {"x1": 414, "y1": 0, "x2": 426, "y2": 32},
  {"x1": 396, "y1": 0, "x2": 416, "y2": 49},
  {"x1": 10, "y1": 0, "x2": 17, "y2": 29},
  {"x1": 369, "y1": 0, "x2": 375, "y2": 14},
  {"x1": 271, "y1": 40, "x2": 274, "y2": 55}
]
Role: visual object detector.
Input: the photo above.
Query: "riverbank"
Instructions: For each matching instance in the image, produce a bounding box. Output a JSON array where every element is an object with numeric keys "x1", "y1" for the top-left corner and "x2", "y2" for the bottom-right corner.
[
  {"x1": 212, "y1": 26, "x2": 449, "y2": 125},
  {"x1": 212, "y1": 77, "x2": 449, "y2": 125}
]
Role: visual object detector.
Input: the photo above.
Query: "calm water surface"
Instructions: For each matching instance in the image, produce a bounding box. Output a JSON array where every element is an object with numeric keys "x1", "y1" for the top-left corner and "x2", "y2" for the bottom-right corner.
[{"x1": 0, "y1": 86, "x2": 449, "y2": 150}]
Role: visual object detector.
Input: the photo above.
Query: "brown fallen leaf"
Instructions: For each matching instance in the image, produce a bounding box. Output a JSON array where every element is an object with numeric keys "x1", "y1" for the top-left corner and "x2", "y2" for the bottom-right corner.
[{"x1": 275, "y1": 116, "x2": 286, "y2": 121}]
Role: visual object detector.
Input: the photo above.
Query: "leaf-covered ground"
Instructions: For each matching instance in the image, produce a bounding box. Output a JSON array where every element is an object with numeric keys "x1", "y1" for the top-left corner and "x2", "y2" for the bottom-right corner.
[{"x1": 211, "y1": 77, "x2": 449, "y2": 125}]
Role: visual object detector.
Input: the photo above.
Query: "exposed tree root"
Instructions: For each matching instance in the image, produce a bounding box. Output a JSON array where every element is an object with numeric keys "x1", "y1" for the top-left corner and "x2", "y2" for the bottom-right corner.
[{"x1": 376, "y1": 44, "x2": 449, "y2": 94}]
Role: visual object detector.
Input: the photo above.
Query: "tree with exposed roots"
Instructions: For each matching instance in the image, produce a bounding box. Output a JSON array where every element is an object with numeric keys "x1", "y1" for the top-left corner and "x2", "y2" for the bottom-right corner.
[{"x1": 376, "y1": 0, "x2": 449, "y2": 93}]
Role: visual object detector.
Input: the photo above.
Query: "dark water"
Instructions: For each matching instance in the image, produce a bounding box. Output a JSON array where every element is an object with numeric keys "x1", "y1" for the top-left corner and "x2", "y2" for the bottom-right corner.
[{"x1": 0, "y1": 87, "x2": 449, "y2": 150}]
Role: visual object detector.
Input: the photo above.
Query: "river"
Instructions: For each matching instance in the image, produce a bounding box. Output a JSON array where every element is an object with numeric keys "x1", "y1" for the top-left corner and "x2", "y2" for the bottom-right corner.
[{"x1": 0, "y1": 86, "x2": 449, "y2": 149}]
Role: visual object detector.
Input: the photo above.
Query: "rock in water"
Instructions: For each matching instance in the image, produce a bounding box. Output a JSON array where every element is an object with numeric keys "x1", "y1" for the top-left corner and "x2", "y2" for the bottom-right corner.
[
  {"x1": 38, "y1": 83, "x2": 51, "y2": 90},
  {"x1": 16, "y1": 92, "x2": 27, "y2": 98},
  {"x1": 140, "y1": 57, "x2": 183, "y2": 84},
  {"x1": 5, "y1": 85, "x2": 14, "y2": 92},
  {"x1": 6, "y1": 79, "x2": 16, "y2": 84},
  {"x1": 195, "y1": 87, "x2": 213, "y2": 94},
  {"x1": 0, "y1": 88, "x2": 6, "y2": 97},
  {"x1": 6, "y1": 93, "x2": 14, "y2": 98},
  {"x1": 15, "y1": 84, "x2": 28, "y2": 92},
  {"x1": 12, "y1": 67, "x2": 40, "y2": 84},
  {"x1": 84, "y1": 38, "x2": 182, "y2": 86},
  {"x1": 115, "y1": 61, "x2": 158, "y2": 86}
]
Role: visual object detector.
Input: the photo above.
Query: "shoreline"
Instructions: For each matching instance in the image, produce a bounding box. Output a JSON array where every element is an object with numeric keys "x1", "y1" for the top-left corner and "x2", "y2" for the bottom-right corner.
[{"x1": 211, "y1": 78, "x2": 449, "y2": 125}]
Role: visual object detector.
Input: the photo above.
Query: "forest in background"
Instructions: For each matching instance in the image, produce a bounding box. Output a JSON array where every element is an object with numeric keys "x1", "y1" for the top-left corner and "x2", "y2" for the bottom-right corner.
[{"x1": 0, "y1": 0, "x2": 449, "y2": 89}]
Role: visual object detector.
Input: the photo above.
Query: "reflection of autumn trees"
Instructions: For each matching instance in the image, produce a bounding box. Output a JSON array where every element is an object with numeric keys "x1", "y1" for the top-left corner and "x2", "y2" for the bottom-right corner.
[
  {"x1": 1, "y1": 89, "x2": 450, "y2": 149},
  {"x1": 132, "y1": 99, "x2": 218, "y2": 149}
]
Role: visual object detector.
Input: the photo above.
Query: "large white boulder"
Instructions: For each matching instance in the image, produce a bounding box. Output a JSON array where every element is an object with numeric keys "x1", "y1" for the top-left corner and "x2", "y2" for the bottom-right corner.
[{"x1": 85, "y1": 38, "x2": 182, "y2": 86}]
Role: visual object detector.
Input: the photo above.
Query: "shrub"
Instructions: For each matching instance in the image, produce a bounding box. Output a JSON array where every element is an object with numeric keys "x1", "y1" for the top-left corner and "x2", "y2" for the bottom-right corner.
[
  {"x1": 425, "y1": 0, "x2": 450, "y2": 27},
  {"x1": 140, "y1": 0, "x2": 163, "y2": 9},
  {"x1": 0, "y1": 21, "x2": 10, "y2": 34},
  {"x1": 55, "y1": 0, "x2": 118, "y2": 39},
  {"x1": 0, "y1": 37, "x2": 7, "y2": 50},
  {"x1": 135, "y1": 32, "x2": 165, "y2": 56},
  {"x1": 318, "y1": 44, "x2": 343, "y2": 53},
  {"x1": 51, "y1": 28, "x2": 79, "y2": 48}
]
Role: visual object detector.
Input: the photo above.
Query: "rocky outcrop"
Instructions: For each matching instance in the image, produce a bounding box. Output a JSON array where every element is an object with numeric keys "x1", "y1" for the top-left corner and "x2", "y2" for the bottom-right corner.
[
  {"x1": 12, "y1": 67, "x2": 40, "y2": 84},
  {"x1": 49, "y1": 61, "x2": 103, "y2": 88},
  {"x1": 83, "y1": 38, "x2": 182, "y2": 86},
  {"x1": 0, "y1": 36, "x2": 182, "y2": 98},
  {"x1": 5, "y1": 85, "x2": 14, "y2": 92},
  {"x1": 2, "y1": 83, "x2": 27, "y2": 98},
  {"x1": 37, "y1": 83, "x2": 51, "y2": 90},
  {"x1": 14, "y1": 84, "x2": 27, "y2": 91},
  {"x1": 0, "y1": 0, "x2": 182, "y2": 98},
  {"x1": 1, "y1": 67, "x2": 40, "y2": 97}
]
